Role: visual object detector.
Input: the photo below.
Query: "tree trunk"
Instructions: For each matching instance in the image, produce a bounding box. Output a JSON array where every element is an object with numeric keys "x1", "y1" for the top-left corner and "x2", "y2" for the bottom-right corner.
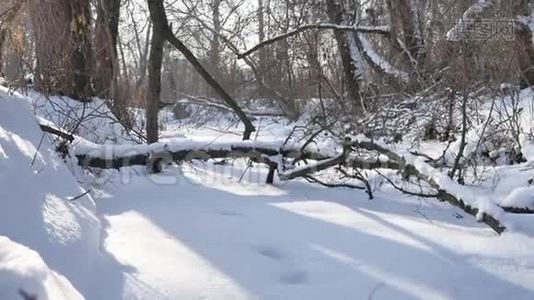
[
  {"x1": 94, "y1": 0, "x2": 131, "y2": 128},
  {"x1": 515, "y1": 0, "x2": 534, "y2": 87},
  {"x1": 386, "y1": 0, "x2": 425, "y2": 73},
  {"x1": 257, "y1": 0, "x2": 268, "y2": 97},
  {"x1": 94, "y1": 0, "x2": 120, "y2": 98},
  {"x1": 0, "y1": 30, "x2": 5, "y2": 75},
  {"x1": 325, "y1": 0, "x2": 362, "y2": 111},
  {"x1": 29, "y1": 0, "x2": 93, "y2": 101},
  {"x1": 146, "y1": 0, "x2": 166, "y2": 143},
  {"x1": 209, "y1": 0, "x2": 221, "y2": 73},
  {"x1": 163, "y1": 48, "x2": 188, "y2": 119}
]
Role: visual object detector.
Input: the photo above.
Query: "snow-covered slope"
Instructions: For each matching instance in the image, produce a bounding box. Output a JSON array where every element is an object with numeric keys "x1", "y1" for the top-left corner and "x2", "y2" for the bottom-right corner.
[
  {"x1": 0, "y1": 87, "x2": 100, "y2": 299},
  {"x1": 0, "y1": 236, "x2": 82, "y2": 300}
]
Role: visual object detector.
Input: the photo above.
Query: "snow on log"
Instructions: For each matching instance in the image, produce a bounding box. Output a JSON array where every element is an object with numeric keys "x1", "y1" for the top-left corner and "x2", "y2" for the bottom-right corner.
[
  {"x1": 38, "y1": 124, "x2": 533, "y2": 218},
  {"x1": 351, "y1": 134, "x2": 507, "y2": 234},
  {"x1": 279, "y1": 153, "x2": 347, "y2": 180}
]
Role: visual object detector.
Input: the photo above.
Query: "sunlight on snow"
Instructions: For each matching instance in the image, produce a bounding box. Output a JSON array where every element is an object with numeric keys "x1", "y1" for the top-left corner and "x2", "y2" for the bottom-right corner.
[
  {"x1": 182, "y1": 164, "x2": 287, "y2": 196},
  {"x1": 104, "y1": 211, "x2": 251, "y2": 299},
  {"x1": 271, "y1": 201, "x2": 433, "y2": 252},
  {"x1": 0, "y1": 127, "x2": 42, "y2": 163},
  {"x1": 0, "y1": 144, "x2": 6, "y2": 159},
  {"x1": 42, "y1": 194, "x2": 82, "y2": 245},
  {"x1": 313, "y1": 245, "x2": 451, "y2": 300}
]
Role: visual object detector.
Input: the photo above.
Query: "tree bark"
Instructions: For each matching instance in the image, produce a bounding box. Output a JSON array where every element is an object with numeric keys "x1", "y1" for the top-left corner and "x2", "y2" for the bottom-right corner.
[
  {"x1": 146, "y1": 0, "x2": 166, "y2": 143},
  {"x1": 386, "y1": 0, "x2": 425, "y2": 73},
  {"x1": 515, "y1": 0, "x2": 534, "y2": 87},
  {"x1": 326, "y1": 0, "x2": 362, "y2": 110},
  {"x1": 209, "y1": 0, "x2": 222, "y2": 73},
  {"x1": 29, "y1": 0, "x2": 93, "y2": 101},
  {"x1": 257, "y1": 0, "x2": 268, "y2": 97},
  {"x1": 94, "y1": 0, "x2": 120, "y2": 98}
]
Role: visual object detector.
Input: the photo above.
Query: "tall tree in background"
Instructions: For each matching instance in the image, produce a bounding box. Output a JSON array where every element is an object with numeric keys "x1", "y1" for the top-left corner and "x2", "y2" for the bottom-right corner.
[
  {"x1": 146, "y1": 0, "x2": 255, "y2": 142},
  {"x1": 94, "y1": 0, "x2": 120, "y2": 98},
  {"x1": 94, "y1": 0, "x2": 131, "y2": 127},
  {"x1": 386, "y1": 0, "x2": 425, "y2": 75},
  {"x1": 209, "y1": 0, "x2": 222, "y2": 74},
  {"x1": 146, "y1": 0, "x2": 166, "y2": 143},
  {"x1": 515, "y1": 0, "x2": 534, "y2": 87},
  {"x1": 257, "y1": 0, "x2": 268, "y2": 97},
  {"x1": 326, "y1": 0, "x2": 362, "y2": 111},
  {"x1": 29, "y1": 0, "x2": 93, "y2": 100}
]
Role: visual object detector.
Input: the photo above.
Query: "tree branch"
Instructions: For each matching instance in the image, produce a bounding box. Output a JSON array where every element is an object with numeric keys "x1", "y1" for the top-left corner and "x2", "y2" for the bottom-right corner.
[
  {"x1": 238, "y1": 23, "x2": 389, "y2": 59},
  {"x1": 147, "y1": 0, "x2": 255, "y2": 140},
  {"x1": 352, "y1": 136, "x2": 506, "y2": 234}
]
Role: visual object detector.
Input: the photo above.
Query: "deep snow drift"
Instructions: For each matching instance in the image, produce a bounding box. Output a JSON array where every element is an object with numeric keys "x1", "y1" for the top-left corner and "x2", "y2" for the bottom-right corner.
[{"x1": 1, "y1": 88, "x2": 534, "y2": 299}]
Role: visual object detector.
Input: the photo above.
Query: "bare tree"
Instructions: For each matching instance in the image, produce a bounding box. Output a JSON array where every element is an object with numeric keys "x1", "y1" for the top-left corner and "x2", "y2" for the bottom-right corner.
[
  {"x1": 146, "y1": 0, "x2": 166, "y2": 143},
  {"x1": 146, "y1": 0, "x2": 255, "y2": 141}
]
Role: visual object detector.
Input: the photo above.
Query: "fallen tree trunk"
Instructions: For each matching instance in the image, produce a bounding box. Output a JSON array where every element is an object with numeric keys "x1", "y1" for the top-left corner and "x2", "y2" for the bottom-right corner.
[
  {"x1": 39, "y1": 124, "x2": 74, "y2": 143},
  {"x1": 75, "y1": 146, "x2": 279, "y2": 168},
  {"x1": 279, "y1": 153, "x2": 347, "y2": 180},
  {"x1": 39, "y1": 124, "x2": 534, "y2": 218}
]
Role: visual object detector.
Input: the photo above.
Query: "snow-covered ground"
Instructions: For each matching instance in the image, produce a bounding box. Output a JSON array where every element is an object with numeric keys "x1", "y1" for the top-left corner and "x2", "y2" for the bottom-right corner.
[
  {"x1": 96, "y1": 164, "x2": 534, "y2": 299},
  {"x1": 1, "y1": 88, "x2": 534, "y2": 299}
]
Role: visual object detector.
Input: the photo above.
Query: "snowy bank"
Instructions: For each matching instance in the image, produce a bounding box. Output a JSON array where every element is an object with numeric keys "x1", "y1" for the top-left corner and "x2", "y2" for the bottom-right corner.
[{"x1": 0, "y1": 87, "x2": 101, "y2": 297}]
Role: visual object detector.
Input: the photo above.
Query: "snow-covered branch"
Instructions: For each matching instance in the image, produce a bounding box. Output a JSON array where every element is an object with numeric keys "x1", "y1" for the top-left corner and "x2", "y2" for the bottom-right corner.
[
  {"x1": 238, "y1": 23, "x2": 390, "y2": 59},
  {"x1": 164, "y1": 91, "x2": 286, "y2": 117},
  {"x1": 356, "y1": 33, "x2": 409, "y2": 85},
  {"x1": 352, "y1": 135, "x2": 507, "y2": 234}
]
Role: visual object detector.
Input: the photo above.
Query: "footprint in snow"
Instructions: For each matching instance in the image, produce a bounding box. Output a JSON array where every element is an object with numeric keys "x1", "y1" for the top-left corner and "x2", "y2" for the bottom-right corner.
[
  {"x1": 255, "y1": 245, "x2": 284, "y2": 260},
  {"x1": 280, "y1": 269, "x2": 308, "y2": 284},
  {"x1": 253, "y1": 245, "x2": 309, "y2": 284}
]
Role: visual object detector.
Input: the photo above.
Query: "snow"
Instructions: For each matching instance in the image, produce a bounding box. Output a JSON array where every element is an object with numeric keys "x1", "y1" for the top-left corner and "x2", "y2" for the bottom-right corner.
[
  {"x1": 72, "y1": 135, "x2": 287, "y2": 159},
  {"x1": 2, "y1": 86, "x2": 534, "y2": 299},
  {"x1": 95, "y1": 163, "x2": 534, "y2": 299},
  {"x1": 29, "y1": 90, "x2": 135, "y2": 144},
  {"x1": 0, "y1": 87, "x2": 99, "y2": 298},
  {"x1": 352, "y1": 135, "x2": 510, "y2": 225},
  {"x1": 502, "y1": 187, "x2": 534, "y2": 209},
  {"x1": 0, "y1": 236, "x2": 83, "y2": 300}
]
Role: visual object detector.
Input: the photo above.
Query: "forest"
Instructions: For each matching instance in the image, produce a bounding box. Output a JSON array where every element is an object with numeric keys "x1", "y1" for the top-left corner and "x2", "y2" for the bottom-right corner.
[{"x1": 0, "y1": 0, "x2": 534, "y2": 299}]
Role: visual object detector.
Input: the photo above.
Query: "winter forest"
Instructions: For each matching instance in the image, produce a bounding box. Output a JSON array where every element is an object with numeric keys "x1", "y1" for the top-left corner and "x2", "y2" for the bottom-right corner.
[{"x1": 1, "y1": 0, "x2": 534, "y2": 299}]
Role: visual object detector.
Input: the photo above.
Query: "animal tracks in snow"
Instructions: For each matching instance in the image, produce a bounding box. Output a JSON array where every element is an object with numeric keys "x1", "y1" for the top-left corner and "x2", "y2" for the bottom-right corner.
[
  {"x1": 253, "y1": 245, "x2": 309, "y2": 285},
  {"x1": 254, "y1": 245, "x2": 285, "y2": 261}
]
